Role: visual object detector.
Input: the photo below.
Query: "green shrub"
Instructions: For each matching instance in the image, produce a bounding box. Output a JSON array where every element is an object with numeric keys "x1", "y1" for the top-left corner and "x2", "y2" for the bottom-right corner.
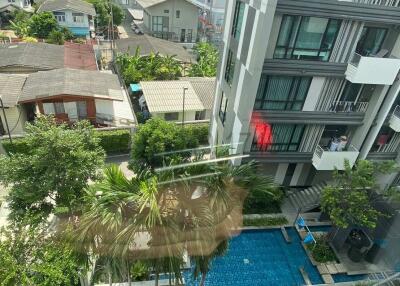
[
  {"x1": 307, "y1": 235, "x2": 337, "y2": 263},
  {"x1": 243, "y1": 185, "x2": 284, "y2": 214},
  {"x1": 185, "y1": 124, "x2": 209, "y2": 145},
  {"x1": 131, "y1": 261, "x2": 150, "y2": 281},
  {"x1": 53, "y1": 206, "x2": 70, "y2": 217},
  {"x1": 243, "y1": 216, "x2": 288, "y2": 227},
  {"x1": 1, "y1": 138, "x2": 29, "y2": 155},
  {"x1": 95, "y1": 129, "x2": 131, "y2": 154}
]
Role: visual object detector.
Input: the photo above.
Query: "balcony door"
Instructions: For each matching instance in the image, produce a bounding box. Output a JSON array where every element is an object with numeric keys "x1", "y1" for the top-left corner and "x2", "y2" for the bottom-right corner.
[{"x1": 355, "y1": 26, "x2": 387, "y2": 56}]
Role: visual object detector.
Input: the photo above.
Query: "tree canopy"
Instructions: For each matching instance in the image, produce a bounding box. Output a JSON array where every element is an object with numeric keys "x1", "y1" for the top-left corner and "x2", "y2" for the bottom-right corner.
[
  {"x1": 321, "y1": 159, "x2": 398, "y2": 229},
  {"x1": 28, "y1": 12, "x2": 58, "y2": 39},
  {"x1": 116, "y1": 49, "x2": 182, "y2": 85},
  {"x1": 188, "y1": 42, "x2": 219, "y2": 77},
  {"x1": 86, "y1": 0, "x2": 124, "y2": 27},
  {"x1": 0, "y1": 116, "x2": 105, "y2": 225}
]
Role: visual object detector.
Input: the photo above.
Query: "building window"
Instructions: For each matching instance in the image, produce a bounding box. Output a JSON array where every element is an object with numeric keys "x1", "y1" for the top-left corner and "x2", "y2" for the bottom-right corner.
[
  {"x1": 72, "y1": 13, "x2": 84, "y2": 23},
  {"x1": 252, "y1": 124, "x2": 305, "y2": 152},
  {"x1": 224, "y1": 50, "x2": 235, "y2": 85},
  {"x1": 176, "y1": 10, "x2": 180, "y2": 18},
  {"x1": 231, "y1": 0, "x2": 245, "y2": 39},
  {"x1": 152, "y1": 16, "x2": 169, "y2": 32},
  {"x1": 165, "y1": 112, "x2": 179, "y2": 121},
  {"x1": 356, "y1": 26, "x2": 387, "y2": 56},
  {"x1": 274, "y1": 15, "x2": 341, "y2": 61},
  {"x1": 164, "y1": 9, "x2": 169, "y2": 13},
  {"x1": 53, "y1": 12, "x2": 66, "y2": 22},
  {"x1": 255, "y1": 75, "x2": 311, "y2": 111},
  {"x1": 187, "y1": 29, "x2": 192, "y2": 42},
  {"x1": 180, "y1": 29, "x2": 186, "y2": 42},
  {"x1": 219, "y1": 92, "x2": 228, "y2": 125},
  {"x1": 195, "y1": 110, "x2": 206, "y2": 120},
  {"x1": 54, "y1": 102, "x2": 65, "y2": 114},
  {"x1": 8, "y1": 0, "x2": 16, "y2": 3}
]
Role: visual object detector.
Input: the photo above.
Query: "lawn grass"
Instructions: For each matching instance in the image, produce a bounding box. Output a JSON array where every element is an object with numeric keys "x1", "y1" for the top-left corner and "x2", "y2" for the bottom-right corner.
[{"x1": 243, "y1": 216, "x2": 288, "y2": 227}]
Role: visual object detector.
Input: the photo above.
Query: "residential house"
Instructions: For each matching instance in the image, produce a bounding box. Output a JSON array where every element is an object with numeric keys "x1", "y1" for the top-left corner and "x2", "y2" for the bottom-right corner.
[
  {"x1": 0, "y1": 74, "x2": 28, "y2": 136},
  {"x1": 136, "y1": 0, "x2": 199, "y2": 43},
  {"x1": 37, "y1": 0, "x2": 96, "y2": 37},
  {"x1": 139, "y1": 79, "x2": 214, "y2": 123},
  {"x1": 115, "y1": 34, "x2": 196, "y2": 63},
  {"x1": 210, "y1": 0, "x2": 400, "y2": 191},
  {"x1": 19, "y1": 68, "x2": 135, "y2": 127},
  {"x1": 0, "y1": 0, "x2": 32, "y2": 13},
  {"x1": 0, "y1": 42, "x2": 97, "y2": 73}
]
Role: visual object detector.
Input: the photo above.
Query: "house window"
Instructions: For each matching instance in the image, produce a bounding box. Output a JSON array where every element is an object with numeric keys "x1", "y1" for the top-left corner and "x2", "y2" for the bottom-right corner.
[
  {"x1": 254, "y1": 75, "x2": 311, "y2": 111},
  {"x1": 152, "y1": 16, "x2": 169, "y2": 32},
  {"x1": 356, "y1": 26, "x2": 387, "y2": 56},
  {"x1": 187, "y1": 29, "x2": 193, "y2": 42},
  {"x1": 176, "y1": 10, "x2": 180, "y2": 18},
  {"x1": 72, "y1": 13, "x2": 84, "y2": 23},
  {"x1": 43, "y1": 103, "x2": 55, "y2": 114},
  {"x1": 224, "y1": 50, "x2": 235, "y2": 85},
  {"x1": 195, "y1": 110, "x2": 206, "y2": 120},
  {"x1": 53, "y1": 12, "x2": 66, "y2": 22},
  {"x1": 77, "y1": 101, "x2": 87, "y2": 119},
  {"x1": 180, "y1": 29, "x2": 186, "y2": 42},
  {"x1": 274, "y1": 15, "x2": 341, "y2": 61},
  {"x1": 252, "y1": 124, "x2": 305, "y2": 152},
  {"x1": 231, "y1": 0, "x2": 245, "y2": 39},
  {"x1": 165, "y1": 112, "x2": 179, "y2": 121},
  {"x1": 54, "y1": 102, "x2": 65, "y2": 114},
  {"x1": 219, "y1": 92, "x2": 228, "y2": 125},
  {"x1": 164, "y1": 9, "x2": 169, "y2": 13}
]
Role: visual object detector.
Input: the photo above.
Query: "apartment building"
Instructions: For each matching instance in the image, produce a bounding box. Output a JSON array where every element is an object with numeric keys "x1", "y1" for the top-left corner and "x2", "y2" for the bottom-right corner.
[{"x1": 210, "y1": 0, "x2": 400, "y2": 188}]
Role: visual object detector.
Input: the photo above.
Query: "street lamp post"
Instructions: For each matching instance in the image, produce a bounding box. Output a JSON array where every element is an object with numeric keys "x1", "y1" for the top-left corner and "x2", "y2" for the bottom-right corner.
[
  {"x1": 182, "y1": 87, "x2": 188, "y2": 126},
  {"x1": 0, "y1": 96, "x2": 13, "y2": 145}
]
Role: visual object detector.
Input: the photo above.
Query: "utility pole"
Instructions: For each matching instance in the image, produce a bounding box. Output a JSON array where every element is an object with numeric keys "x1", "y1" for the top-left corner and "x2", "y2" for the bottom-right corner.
[
  {"x1": 0, "y1": 96, "x2": 12, "y2": 145},
  {"x1": 182, "y1": 87, "x2": 188, "y2": 126},
  {"x1": 110, "y1": 0, "x2": 114, "y2": 49}
]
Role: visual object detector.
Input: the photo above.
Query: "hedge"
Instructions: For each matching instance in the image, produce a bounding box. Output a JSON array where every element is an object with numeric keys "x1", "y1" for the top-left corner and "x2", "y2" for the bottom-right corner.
[
  {"x1": 1, "y1": 129, "x2": 132, "y2": 155},
  {"x1": 185, "y1": 124, "x2": 209, "y2": 145},
  {"x1": 243, "y1": 216, "x2": 288, "y2": 227}
]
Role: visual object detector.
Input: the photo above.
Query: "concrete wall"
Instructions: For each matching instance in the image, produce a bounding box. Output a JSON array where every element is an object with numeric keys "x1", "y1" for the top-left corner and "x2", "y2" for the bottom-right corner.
[
  {"x1": 152, "y1": 110, "x2": 202, "y2": 122},
  {"x1": 145, "y1": 0, "x2": 199, "y2": 42},
  {"x1": 0, "y1": 106, "x2": 26, "y2": 135}
]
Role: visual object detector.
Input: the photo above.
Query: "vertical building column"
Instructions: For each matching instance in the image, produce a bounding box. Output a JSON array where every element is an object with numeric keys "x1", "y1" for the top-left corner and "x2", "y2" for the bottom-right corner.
[{"x1": 359, "y1": 79, "x2": 400, "y2": 159}]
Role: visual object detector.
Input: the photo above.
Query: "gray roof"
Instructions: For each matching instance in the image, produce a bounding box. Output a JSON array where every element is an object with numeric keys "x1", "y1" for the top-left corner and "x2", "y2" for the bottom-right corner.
[
  {"x1": 20, "y1": 68, "x2": 123, "y2": 102},
  {"x1": 38, "y1": 0, "x2": 96, "y2": 15},
  {"x1": 0, "y1": 74, "x2": 27, "y2": 107},
  {"x1": 115, "y1": 35, "x2": 195, "y2": 63},
  {"x1": 183, "y1": 77, "x2": 216, "y2": 110},
  {"x1": 140, "y1": 80, "x2": 204, "y2": 113},
  {"x1": 0, "y1": 42, "x2": 64, "y2": 70},
  {"x1": 136, "y1": 0, "x2": 169, "y2": 9}
]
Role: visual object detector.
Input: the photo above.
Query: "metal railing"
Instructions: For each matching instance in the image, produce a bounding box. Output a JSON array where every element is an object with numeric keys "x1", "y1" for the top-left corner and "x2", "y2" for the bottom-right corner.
[
  {"x1": 352, "y1": 0, "x2": 400, "y2": 6},
  {"x1": 350, "y1": 52, "x2": 362, "y2": 67},
  {"x1": 315, "y1": 144, "x2": 358, "y2": 157},
  {"x1": 96, "y1": 113, "x2": 136, "y2": 127},
  {"x1": 330, "y1": 101, "x2": 369, "y2": 113},
  {"x1": 392, "y1": 105, "x2": 400, "y2": 120}
]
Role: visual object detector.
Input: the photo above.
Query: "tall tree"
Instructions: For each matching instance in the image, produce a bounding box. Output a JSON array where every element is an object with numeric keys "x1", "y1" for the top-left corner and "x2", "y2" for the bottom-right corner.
[
  {"x1": 321, "y1": 159, "x2": 398, "y2": 229},
  {"x1": 188, "y1": 42, "x2": 219, "y2": 77},
  {"x1": 0, "y1": 116, "x2": 105, "y2": 225},
  {"x1": 29, "y1": 12, "x2": 59, "y2": 39}
]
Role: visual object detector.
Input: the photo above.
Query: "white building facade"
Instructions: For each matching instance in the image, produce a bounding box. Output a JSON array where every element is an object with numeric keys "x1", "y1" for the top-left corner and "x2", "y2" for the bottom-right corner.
[{"x1": 210, "y1": 0, "x2": 400, "y2": 187}]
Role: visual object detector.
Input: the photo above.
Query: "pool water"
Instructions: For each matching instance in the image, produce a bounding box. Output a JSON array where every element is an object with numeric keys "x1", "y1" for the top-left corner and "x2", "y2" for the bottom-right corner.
[{"x1": 184, "y1": 227, "x2": 365, "y2": 286}]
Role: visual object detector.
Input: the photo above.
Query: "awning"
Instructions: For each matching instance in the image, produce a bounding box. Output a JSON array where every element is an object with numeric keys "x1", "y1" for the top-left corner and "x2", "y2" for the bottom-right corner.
[
  {"x1": 69, "y1": 27, "x2": 90, "y2": 36},
  {"x1": 130, "y1": 83, "x2": 141, "y2": 92}
]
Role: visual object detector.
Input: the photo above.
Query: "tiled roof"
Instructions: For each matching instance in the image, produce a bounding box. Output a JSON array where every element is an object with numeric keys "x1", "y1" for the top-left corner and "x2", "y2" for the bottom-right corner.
[
  {"x1": 38, "y1": 0, "x2": 96, "y2": 15},
  {"x1": 0, "y1": 74, "x2": 27, "y2": 107},
  {"x1": 0, "y1": 42, "x2": 97, "y2": 71},
  {"x1": 0, "y1": 42, "x2": 64, "y2": 70},
  {"x1": 20, "y1": 68, "x2": 123, "y2": 102},
  {"x1": 183, "y1": 77, "x2": 216, "y2": 110},
  {"x1": 115, "y1": 35, "x2": 195, "y2": 63},
  {"x1": 140, "y1": 80, "x2": 205, "y2": 113},
  {"x1": 136, "y1": 0, "x2": 169, "y2": 9}
]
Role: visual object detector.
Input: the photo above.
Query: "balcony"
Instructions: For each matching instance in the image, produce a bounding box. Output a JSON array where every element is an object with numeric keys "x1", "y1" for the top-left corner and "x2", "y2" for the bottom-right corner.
[
  {"x1": 312, "y1": 145, "x2": 359, "y2": 170},
  {"x1": 329, "y1": 101, "x2": 369, "y2": 113},
  {"x1": 345, "y1": 53, "x2": 400, "y2": 85},
  {"x1": 348, "y1": 0, "x2": 400, "y2": 7},
  {"x1": 389, "y1": 106, "x2": 400, "y2": 132}
]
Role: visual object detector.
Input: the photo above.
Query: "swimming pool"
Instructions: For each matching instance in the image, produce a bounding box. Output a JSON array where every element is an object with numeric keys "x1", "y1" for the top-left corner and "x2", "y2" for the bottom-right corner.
[{"x1": 184, "y1": 227, "x2": 365, "y2": 286}]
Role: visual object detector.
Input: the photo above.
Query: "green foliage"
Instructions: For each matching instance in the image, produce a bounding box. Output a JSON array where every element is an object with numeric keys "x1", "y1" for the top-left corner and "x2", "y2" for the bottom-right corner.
[
  {"x1": 86, "y1": 0, "x2": 124, "y2": 27},
  {"x1": 185, "y1": 124, "x2": 209, "y2": 145},
  {"x1": 96, "y1": 129, "x2": 131, "y2": 154},
  {"x1": 129, "y1": 118, "x2": 199, "y2": 172},
  {"x1": 188, "y1": 42, "x2": 219, "y2": 77},
  {"x1": 73, "y1": 38, "x2": 86, "y2": 44},
  {"x1": 0, "y1": 116, "x2": 105, "y2": 225},
  {"x1": 307, "y1": 235, "x2": 337, "y2": 263},
  {"x1": 60, "y1": 27, "x2": 74, "y2": 40},
  {"x1": 29, "y1": 12, "x2": 59, "y2": 39},
  {"x1": 1, "y1": 138, "x2": 29, "y2": 154},
  {"x1": 131, "y1": 261, "x2": 150, "y2": 281},
  {"x1": 321, "y1": 160, "x2": 397, "y2": 229},
  {"x1": 0, "y1": 226, "x2": 80, "y2": 286},
  {"x1": 116, "y1": 49, "x2": 182, "y2": 84},
  {"x1": 22, "y1": 36, "x2": 38, "y2": 42},
  {"x1": 47, "y1": 29, "x2": 64, "y2": 45},
  {"x1": 242, "y1": 216, "x2": 288, "y2": 227}
]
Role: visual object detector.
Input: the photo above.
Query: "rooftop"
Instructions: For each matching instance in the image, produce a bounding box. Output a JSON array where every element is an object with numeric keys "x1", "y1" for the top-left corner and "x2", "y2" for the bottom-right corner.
[
  {"x1": 0, "y1": 74, "x2": 27, "y2": 107},
  {"x1": 140, "y1": 80, "x2": 205, "y2": 113},
  {"x1": 135, "y1": 0, "x2": 169, "y2": 9},
  {"x1": 182, "y1": 77, "x2": 216, "y2": 110},
  {"x1": 115, "y1": 35, "x2": 195, "y2": 63},
  {"x1": 20, "y1": 68, "x2": 123, "y2": 102},
  {"x1": 0, "y1": 42, "x2": 97, "y2": 71},
  {"x1": 37, "y1": 0, "x2": 96, "y2": 15}
]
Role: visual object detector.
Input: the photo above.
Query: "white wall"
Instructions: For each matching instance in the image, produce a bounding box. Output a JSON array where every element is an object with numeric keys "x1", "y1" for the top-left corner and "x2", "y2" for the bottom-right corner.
[
  {"x1": 153, "y1": 110, "x2": 200, "y2": 122},
  {"x1": 302, "y1": 77, "x2": 326, "y2": 111},
  {"x1": 53, "y1": 9, "x2": 91, "y2": 30},
  {"x1": 145, "y1": 0, "x2": 199, "y2": 42},
  {"x1": 0, "y1": 106, "x2": 26, "y2": 135},
  {"x1": 0, "y1": 0, "x2": 29, "y2": 10}
]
